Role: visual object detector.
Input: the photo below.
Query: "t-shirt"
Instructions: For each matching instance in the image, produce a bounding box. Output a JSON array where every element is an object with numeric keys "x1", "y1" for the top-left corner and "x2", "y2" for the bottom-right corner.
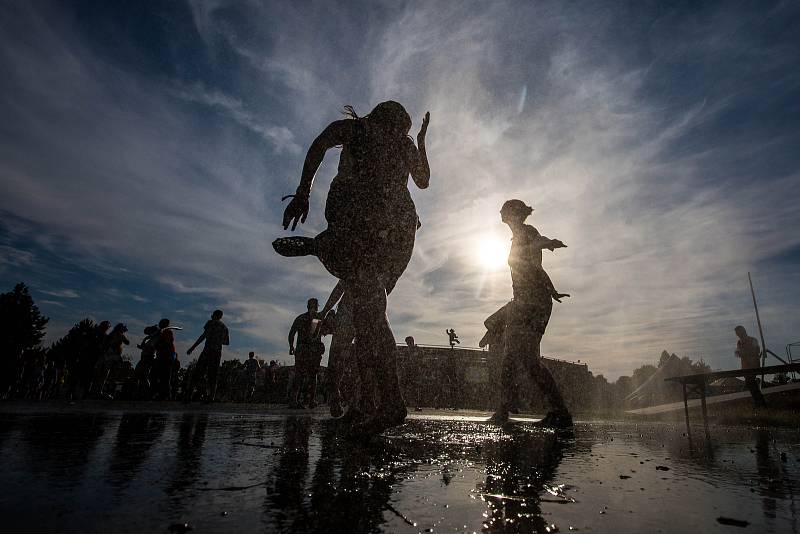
[
  {"x1": 737, "y1": 336, "x2": 761, "y2": 369},
  {"x1": 203, "y1": 319, "x2": 230, "y2": 350},
  {"x1": 244, "y1": 358, "x2": 260, "y2": 373},
  {"x1": 508, "y1": 225, "x2": 552, "y2": 302},
  {"x1": 155, "y1": 329, "x2": 175, "y2": 360},
  {"x1": 290, "y1": 312, "x2": 324, "y2": 354}
]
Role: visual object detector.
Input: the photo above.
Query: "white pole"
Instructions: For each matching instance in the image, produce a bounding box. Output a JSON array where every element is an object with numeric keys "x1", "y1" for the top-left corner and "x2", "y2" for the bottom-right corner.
[{"x1": 748, "y1": 272, "x2": 768, "y2": 368}]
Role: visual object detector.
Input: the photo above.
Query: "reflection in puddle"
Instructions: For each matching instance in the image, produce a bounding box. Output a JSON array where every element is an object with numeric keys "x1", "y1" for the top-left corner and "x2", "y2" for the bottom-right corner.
[{"x1": 0, "y1": 413, "x2": 797, "y2": 533}]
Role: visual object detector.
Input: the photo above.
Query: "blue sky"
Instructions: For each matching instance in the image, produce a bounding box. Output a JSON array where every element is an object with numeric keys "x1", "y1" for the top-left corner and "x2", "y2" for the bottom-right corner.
[{"x1": 1, "y1": 0, "x2": 799, "y2": 378}]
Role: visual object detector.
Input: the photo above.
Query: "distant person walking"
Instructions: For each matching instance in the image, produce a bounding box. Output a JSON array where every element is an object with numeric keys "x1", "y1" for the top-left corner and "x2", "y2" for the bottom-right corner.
[
  {"x1": 95, "y1": 323, "x2": 128, "y2": 398},
  {"x1": 135, "y1": 325, "x2": 160, "y2": 398},
  {"x1": 152, "y1": 318, "x2": 177, "y2": 400},
  {"x1": 244, "y1": 351, "x2": 261, "y2": 401},
  {"x1": 186, "y1": 309, "x2": 230, "y2": 402},
  {"x1": 288, "y1": 298, "x2": 325, "y2": 409},
  {"x1": 735, "y1": 325, "x2": 766, "y2": 407},
  {"x1": 264, "y1": 360, "x2": 278, "y2": 402},
  {"x1": 79, "y1": 320, "x2": 110, "y2": 397}
]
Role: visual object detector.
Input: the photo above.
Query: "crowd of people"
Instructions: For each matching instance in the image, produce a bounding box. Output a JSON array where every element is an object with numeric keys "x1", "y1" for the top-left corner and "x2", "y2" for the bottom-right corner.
[
  {"x1": 1, "y1": 307, "x2": 289, "y2": 403},
  {"x1": 5, "y1": 100, "x2": 579, "y2": 435}
]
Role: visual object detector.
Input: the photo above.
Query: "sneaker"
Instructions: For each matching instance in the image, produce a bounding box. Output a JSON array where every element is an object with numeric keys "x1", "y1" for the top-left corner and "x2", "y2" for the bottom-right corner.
[{"x1": 272, "y1": 237, "x2": 315, "y2": 257}]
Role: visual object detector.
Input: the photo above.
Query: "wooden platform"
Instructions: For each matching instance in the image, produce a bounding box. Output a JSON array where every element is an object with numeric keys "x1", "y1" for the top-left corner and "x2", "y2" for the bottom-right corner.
[{"x1": 625, "y1": 381, "x2": 800, "y2": 415}]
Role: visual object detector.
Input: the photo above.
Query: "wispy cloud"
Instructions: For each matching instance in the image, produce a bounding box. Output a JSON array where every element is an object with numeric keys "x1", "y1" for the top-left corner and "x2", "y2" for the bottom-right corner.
[
  {"x1": 1, "y1": 1, "x2": 798, "y2": 375},
  {"x1": 39, "y1": 289, "x2": 80, "y2": 299}
]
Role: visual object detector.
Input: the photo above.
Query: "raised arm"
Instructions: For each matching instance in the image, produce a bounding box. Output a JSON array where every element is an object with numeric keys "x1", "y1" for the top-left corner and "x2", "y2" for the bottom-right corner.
[
  {"x1": 409, "y1": 112, "x2": 430, "y2": 189},
  {"x1": 282, "y1": 120, "x2": 355, "y2": 230}
]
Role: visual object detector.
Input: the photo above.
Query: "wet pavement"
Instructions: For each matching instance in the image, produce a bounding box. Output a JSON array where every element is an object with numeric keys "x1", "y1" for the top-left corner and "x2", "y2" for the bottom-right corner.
[{"x1": 0, "y1": 407, "x2": 798, "y2": 533}]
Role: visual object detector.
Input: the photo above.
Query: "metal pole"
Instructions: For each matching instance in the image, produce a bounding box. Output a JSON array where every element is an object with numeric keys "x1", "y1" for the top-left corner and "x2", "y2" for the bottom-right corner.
[{"x1": 748, "y1": 273, "x2": 768, "y2": 386}]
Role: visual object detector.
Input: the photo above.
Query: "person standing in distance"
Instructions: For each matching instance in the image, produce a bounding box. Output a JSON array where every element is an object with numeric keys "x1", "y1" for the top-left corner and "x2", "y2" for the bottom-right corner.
[
  {"x1": 187, "y1": 309, "x2": 230, "y2": 402},
  {"x1": 288, "y1": 298, "x2": 325, "y2": 409},
  {"x1": 734, "y1": 325, "x2": 766, "y2": 407}
]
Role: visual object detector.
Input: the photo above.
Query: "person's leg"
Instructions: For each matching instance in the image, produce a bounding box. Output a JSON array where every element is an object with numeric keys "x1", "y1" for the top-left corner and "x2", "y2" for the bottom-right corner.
[
  {"x1": 745, "y1": 376, "x2": 766, "y2": 407},
  {"x1": 326, "y1": 332, "x2": 351, "y2": 416},
  {"x1": 187, "y1": 353, "x2": 208, "y2": 402},
  {"x1": 327, "y1": 295, "x2": 355, "y2": 417},
  {"x1": 348, "y1": 277, "x2": 405, "y2": 432},
  {"x1": 161, "y1": 358, "x2": 174, "y2": 400},
  {"x1": 489, "y1": 337, "x2": 516, "y2": 423},
  {"x1": 152, "y1": 358, "x2": 164, "y2": 399},
  {"x1": 207, "y1": 351, "x2": 222, "y2": 401},
  {"x1": 307, "y1": 361, "x2": 319, "y2": 408},
  {"x1": 289, "y1": 353, "x2": 306, "y2": 408},
  {"x1": 490, "y1": 305, "x2": 516, "y2": 423}
]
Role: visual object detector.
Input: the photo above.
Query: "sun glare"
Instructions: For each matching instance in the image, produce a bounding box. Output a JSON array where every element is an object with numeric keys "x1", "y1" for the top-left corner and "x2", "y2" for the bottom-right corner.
[{"x1": 477, "y1": 236, "x2": 509, "y2": 270}]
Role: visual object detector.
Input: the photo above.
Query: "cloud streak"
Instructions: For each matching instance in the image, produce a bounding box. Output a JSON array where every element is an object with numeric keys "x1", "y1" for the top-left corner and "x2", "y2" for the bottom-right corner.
[{"x1": 1, "y1": 0, "x2": 798, "y2": 376}]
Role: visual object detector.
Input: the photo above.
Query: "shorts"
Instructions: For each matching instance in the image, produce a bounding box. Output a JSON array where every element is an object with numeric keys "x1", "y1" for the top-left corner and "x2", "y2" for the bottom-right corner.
[{"x1": 295, "y1": 350, "x2": 322, "y2": 377}]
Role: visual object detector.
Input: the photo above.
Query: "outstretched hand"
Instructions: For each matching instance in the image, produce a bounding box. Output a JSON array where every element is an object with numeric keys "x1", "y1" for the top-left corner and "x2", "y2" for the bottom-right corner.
[
  {"x1": 282, "y1": 194, "x2": 309, "y2": 231},
  {"x1": 417, "y1": 111, "x2": 430, "y2": 143},
  {"x1": 547, "y1": 239, "x2": 567, "y2": 251}
]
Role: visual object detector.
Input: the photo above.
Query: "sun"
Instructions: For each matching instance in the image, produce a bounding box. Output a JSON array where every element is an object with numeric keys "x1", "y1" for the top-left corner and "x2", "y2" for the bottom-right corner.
[{"x1": 476, "y1": 236, "x2": 509, "y2": 270}]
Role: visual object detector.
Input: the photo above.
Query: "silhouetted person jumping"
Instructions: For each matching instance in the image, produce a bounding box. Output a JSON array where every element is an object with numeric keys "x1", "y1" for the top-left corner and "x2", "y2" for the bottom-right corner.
[
  {"x1": 274, "y1": 101, "x2": 430, "y2": 434},
  {"x1": 489, "y1": 199, "x2": 572, "y2": 427},
  {"x1": 186, "y1": 309, "x2": 229, "y2": 402}
]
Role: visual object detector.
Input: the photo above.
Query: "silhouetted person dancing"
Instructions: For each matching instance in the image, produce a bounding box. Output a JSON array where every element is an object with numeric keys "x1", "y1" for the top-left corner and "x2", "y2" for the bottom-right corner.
[
  {"x1": 288, "y1": 298, "x2": 325, "y2": 409},
  {"x1": 186, "y1": 309, "x2": 229, "y2": 402},
  {"x1": 446, "y1": 328, "x2": 460, "y2": 349},
  {"x1": 489, "y1": 199, "x2": 572, "y2": 427},
  {"x1": 735, "y1": 325, "x2": 766, "y2": 407},
  {"x1": 274, "y1": 101, "x2": 430, "y2": 434}
]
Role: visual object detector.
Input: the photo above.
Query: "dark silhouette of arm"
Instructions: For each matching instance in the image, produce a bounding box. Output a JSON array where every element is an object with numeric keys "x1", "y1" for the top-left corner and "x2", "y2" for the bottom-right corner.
[
  {"x1": 535, "y1": 233, "x2": 566, "y2": 252},
  {"x1": 409, "y1": 112, "x2": 430, "y2": 188},
  {"x1": 288, "y1": 316, "x2": 300, "y2": 355},
  {"x1": 283, "y1": 120, "x2": 355, "y2": 230},
  {"x1": 321, "y1": 280, "x2": 345, "y2": 317},
  {"x1": 187, "y1": 331, "x2": 206, "y2": 355}
]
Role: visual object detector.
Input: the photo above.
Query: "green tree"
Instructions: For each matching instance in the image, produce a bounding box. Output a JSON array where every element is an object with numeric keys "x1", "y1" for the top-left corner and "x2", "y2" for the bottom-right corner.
[
  {"x1": 48, "y1": 318, "x2": 99, "y2": 373},
  {"x1": 0, "y1": 283, "x2": 49, "y2": 396},
  {"x1": 631, "y1": 364, "x2": 658, "y2": 388},
  {"x1": 615, "y1": 375, "x2": 635, "y2": 397}
]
